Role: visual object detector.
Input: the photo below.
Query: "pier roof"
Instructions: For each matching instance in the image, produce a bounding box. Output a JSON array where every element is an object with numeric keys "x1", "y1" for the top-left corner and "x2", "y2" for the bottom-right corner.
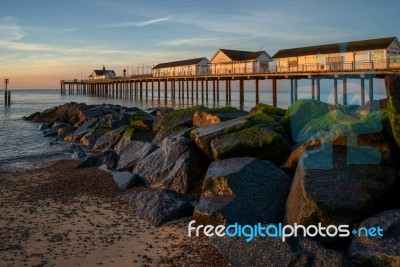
[
  {"x1": 272, "y1": 37, "x2": 397, "y2": 59},
  {"x1": 153, "y1": 57, "x2": 208, "y2": 69}
]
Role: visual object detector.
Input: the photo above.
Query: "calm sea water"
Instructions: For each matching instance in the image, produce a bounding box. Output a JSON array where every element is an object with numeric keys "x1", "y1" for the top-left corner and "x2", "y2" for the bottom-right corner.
[{"x1": 0, "y1": 79, "x2": 387, "y2": 172}]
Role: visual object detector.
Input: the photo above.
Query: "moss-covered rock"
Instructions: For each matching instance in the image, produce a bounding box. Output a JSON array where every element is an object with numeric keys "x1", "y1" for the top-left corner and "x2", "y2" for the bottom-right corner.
[
  {"x1": 249, "y1": 103, "x2": 286, "y2": 120},
  {"x1": 385, "y1": 75, "x2": 400, "y2": 148},
  {"x1": 211, "y1": 125, "x2": 291, "y2": 164},
  {"x1": 193, "y1": 107, "x2": 248, "y2": 127},
  {"x1": 161, "y1": 105, "x2": 205, "y2": 128},
  {"x1": 297, "y1": 109, "x2": 383, "y2": 142},
  {"x1": 130, "y1": 111, "x2": 156, "y2": 130}
]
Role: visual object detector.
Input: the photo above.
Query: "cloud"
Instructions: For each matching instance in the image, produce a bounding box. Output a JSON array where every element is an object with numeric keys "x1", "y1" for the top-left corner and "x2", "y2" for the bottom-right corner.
[
  {"x1": 102, "y1": 16, "x2": 171, "y2": 28},
  {"x1": 0, "y1": 16, "x2": 25, "y2": 41}
]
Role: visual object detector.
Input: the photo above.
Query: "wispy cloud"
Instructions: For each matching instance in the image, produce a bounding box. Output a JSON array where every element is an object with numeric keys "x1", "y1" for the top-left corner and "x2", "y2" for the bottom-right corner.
[
  {"x1": 101, "y1": 16, "x2": 172, "y2": 28},
  {"x1": 0, "y1": 16, "x2": 25, "y2": 41}
]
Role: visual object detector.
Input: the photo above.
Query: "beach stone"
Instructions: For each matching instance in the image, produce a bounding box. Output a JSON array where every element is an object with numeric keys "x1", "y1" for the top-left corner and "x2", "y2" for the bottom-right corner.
[
  {"x1": 152, "y1": 107, "x2": 175, "y2": 132},
  {"x1": 65, "y1": 117, "x2": 99, "y2": 142},
  {"x1": 134, "y1": 137, "x2": 207, "y2": 194},
  {"x1": 348, "y1": 209, "x2": 400, "y2": 267},
  {"x1": 75, "y1": 149, "x2": 118, "y2": 169},
  {"x1": 211, "y1": 125, "x2": 290, "y2": 164},
  {"x1": 190, "y1": 117, "x2": 249, "y2": 159},
  {"x1": 286, "y1": 145, "x2": 397, "y2": 230},
  {"x1": 385, "y1": 75, "x2": 400, "y2": 148},
  {"x1": 116, "y1": 140, "x2": 157, "y2": 171},
  {"x1": 193, "y1": 157, "x2": 291, "y2": 226},
  {"x1": 43, "y1": 128, "x2": 59, "y2": 137},
  {"x1": 38, "y1": 123, "x2": 50, "y2": 130},
  {"x1": 193, "y1": 107, "x2": 248, "y2": 127},
  {"x1": 152, "y1": 125, "x2": 194, "y2": 147},
  {"x1": 57, "y1": 125, "x2": 73, "y2": 138},
  {"x1": 118, "y1": 189, "x2": 195, "y2": 227},
  {"x1": 211, "y1": 235, "x2": 348, "y2": 267},
  {"x1": 71, "y1": 150, "x2": 86, "y2": 159},
  {"x1": 92, "y1": 126, "x2": 126, "y2": 153},
  {"x1": 112, "y1": 171, "x2": 140, "y2": 191}
]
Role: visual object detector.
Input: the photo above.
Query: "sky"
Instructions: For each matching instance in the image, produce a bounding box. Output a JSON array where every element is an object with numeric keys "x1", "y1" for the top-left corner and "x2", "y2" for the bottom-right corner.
[{"x1": 1, "y1": 0, "x2": 400, "y2": 89}]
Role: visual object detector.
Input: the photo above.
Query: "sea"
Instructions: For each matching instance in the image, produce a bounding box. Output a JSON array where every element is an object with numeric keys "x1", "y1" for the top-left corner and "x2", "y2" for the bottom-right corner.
[{"x1": 0, "y1": 78, "x2": 387, "y2": 173}]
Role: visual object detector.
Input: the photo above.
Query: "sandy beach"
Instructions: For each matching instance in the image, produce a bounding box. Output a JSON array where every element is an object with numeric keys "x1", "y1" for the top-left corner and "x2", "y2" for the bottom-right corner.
[{"x1": 0, "y1": 160, "x2": 230, "y2": 267}]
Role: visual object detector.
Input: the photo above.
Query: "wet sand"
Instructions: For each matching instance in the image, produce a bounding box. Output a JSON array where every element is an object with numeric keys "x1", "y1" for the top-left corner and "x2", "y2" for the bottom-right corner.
[{"x1": 0, "y1": 160, "x2": 230, "y2": 267}]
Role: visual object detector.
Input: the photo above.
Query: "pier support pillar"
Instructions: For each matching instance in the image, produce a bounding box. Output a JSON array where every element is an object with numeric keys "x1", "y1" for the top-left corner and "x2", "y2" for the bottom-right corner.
[
  {"x1": 311, "y1": 78, "x2": 315, "y2": 100},
  {"x1": 316, "y1": 78, "x2": 321, "y2": 101},
  {"x1": 290, "y1": 79, "x2": 294, "y2": 104},
  {"x1": 164, "y1": 80, "x2": 168, "y2": 102},
  {"x1": 239, "y1": 79, "x2": 244, "y2": 109},
  {"x1": 191, "y1": 80, "x2": 194, "y2": 102},
  {"x1": 369, "y1": 78, "x2": 374, "y2": 101},
  {"x1": 201, "y1": 80, "x2": 204, "y2": 103},
  {"x1": 158, "y1": 80, "x2": 161, "y2": 101},
  {"x1": 205, "y1": 80, "x2": 209, "y2": 102},
  {"x1": 272, "y1": 78, "x2": 277, "y2": 107},
  {"x1": 216, "y1": 80, "x2": 220, "y2": 103},
  {"x1": 334, "y1": 78, "x2": 338, "y2": 105},
  {"x1": 343, "y1": 77, "x2": 347, "y2": 105},
  {"x1": 212, "y1": 80, "x2": 216, "y2": 103},
  {"x1": 294, "y1": 79, "x2": 298, "y2": 102},
  {"x1": 226, "y1": 80, "x2": 229, "y2": 104},
  {"x1": 255, "y1": 79, "x2": 259, "y2": 104},
  {"x1": 146, "y1": 81, "x2": 148, "y2": 99},
  {"x1": 140, "y1": 81, "x2": 143, "y2": 100},
  {"x1": 360, "y1": 78, "x2": 365, "y2": 105},
  {"x1": 151, "y1": 81, "x2": 154, "y2": 100},
  {"x1": 196, "y1": 80, "x2": 199, "y2": 102}
]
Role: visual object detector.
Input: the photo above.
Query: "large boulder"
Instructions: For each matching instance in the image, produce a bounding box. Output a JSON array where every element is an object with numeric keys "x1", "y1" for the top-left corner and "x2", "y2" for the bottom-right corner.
[
  {"x1": 80, "y1": 126, "x2": 111, "y2": 148},
  {"x1": 75, "y1": 149, "x2": 118, "y2": 169},
  {"x1": 190, "y1": 113, "x2": 288, "y2": 160},
  {"x1": 152, "y1": 107, "x2": 175, "y2": 132},
  {"x1": 118, "y1": 189, "x2": 195, "y2": 227},
  {"x1": 193, "y1": 107, "x2": 248, "y2": 127},
  {"x1": 282, "y1": 131, "x2": 393, "y2": 176},
  {"x1": 211, "y1": 125, "x2": 290, "y2": 165},
  {"x1": 249, "y1": 103, "x2": 286, "y2": 121},
  {"x1": 161, "y1": 105, "x2": 206, "y2": 128},
  {"x1": 130, "y1": 111, "x2": 156, "y2": 131},
  {"x1": 193, "y1": 157, "x2": 291, "y2": 226},
  {"x1": 190, "y1": 117, "x2": 249, "y2": 159},
  {"x1": 348, "y1": 209, "x2": 400, "y2": 267},
  {"x1": 286, "y1": 145, "x2": 397, "y2": 229},
  {"x1": 385, "y1": 75, "x2": 400, "y2": 148},
  {"x1": 64, "y1": 117, "x2": 99, "y2": 142},
  {"x1": 151, "y1": 125, "x2": 194, "y2": 147},
  {"x1": 211, "y1": 235, "x2": 348, "y2": 267},
  {"x1": 96, "y1": 112, "x2": 131, "y2": 129},
  {"x1": 296, "y1": 109, "x2": 383, "y2": 142},
  {"x1": 134, "y1": 137, "x2": 207, "y2": 194},
  {"x1": 92, "y1": 126, "x2": 126, "y2": 153},
  {"x1": 116, "y1": 140, "x2": 157, "y2": 171}
]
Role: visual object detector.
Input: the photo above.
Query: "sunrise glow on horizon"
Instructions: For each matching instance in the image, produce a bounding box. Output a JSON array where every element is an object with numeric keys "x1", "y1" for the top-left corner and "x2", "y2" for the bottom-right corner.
[{"x1": 1, "y1": 0, "x2": 400, "y2": 89}]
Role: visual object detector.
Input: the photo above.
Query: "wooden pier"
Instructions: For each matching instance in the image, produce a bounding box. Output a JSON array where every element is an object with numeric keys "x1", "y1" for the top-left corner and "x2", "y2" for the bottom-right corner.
[{"x1": 61, "y1": 69, "x2": 400, "y2": 108}]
